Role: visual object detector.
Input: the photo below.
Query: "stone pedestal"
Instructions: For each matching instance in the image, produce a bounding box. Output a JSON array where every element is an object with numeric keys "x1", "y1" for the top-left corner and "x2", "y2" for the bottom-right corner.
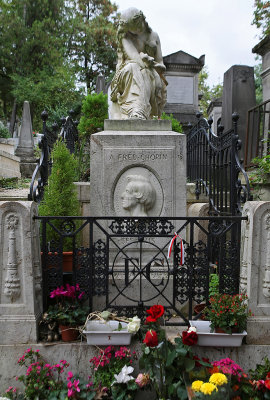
[
  {"x1": 0, "y1": 201, "x2": 42, "y2": 344},
  {"x1": 90, "y1": 119, "x2": 186, "y2": 218},
  {"x1": 241, "y1": 201, "x2": 270, "y2": 344},
  {"x1": 90, "y1": 119, "x2": 186, "y2": 310}
]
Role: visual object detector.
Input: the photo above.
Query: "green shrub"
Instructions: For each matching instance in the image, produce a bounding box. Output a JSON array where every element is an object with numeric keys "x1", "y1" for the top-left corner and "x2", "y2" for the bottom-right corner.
[
  {"x1": 161, "y1": 112, "x2": 183, "y2": 133},
  {"x1": 38, "y1": 139, "x2": 81, "y2": 250},
  {"x1": 0, "y1": 120, "x2": 10, "y2": 138},
  {"x1": 78, "y1": 92, "x2": 108, "y2": 138}
]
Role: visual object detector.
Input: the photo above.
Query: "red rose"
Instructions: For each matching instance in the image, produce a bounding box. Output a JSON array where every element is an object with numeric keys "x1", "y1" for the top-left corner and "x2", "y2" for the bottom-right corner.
[
  {"x1": 265, "y1": 378, "x2": 270, "y2": 390},
  {"x1": 143, "y1": 330, "x2": 158, "y2": 347},
  {"x1": 146, "y1": 305, "x2": 164, "y2": 322},
  {"x1": 182, "y1": 330, "x2": 198, "y2": 346}
]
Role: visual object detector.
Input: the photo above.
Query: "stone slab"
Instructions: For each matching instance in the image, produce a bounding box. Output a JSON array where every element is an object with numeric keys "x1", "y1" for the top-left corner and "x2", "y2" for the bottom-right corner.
[
  {"x1": 166, "y1": 75, "x2": 194, "y2": 104},
  {"x1": 0, "y1": 342, "x2": 269, "y2": 392},
  {"x1": 104, "y1": 119, "x2": 172, "y2": 131},
  {"x1": 90, "y1": 129, "x2": 186, "y2": 218},
  {"x1": 0, "y1": 150, "x2": 21, "y2": 178},
  {"x1": 0, "y1": 201, "x2": 42, "y2": 344}
]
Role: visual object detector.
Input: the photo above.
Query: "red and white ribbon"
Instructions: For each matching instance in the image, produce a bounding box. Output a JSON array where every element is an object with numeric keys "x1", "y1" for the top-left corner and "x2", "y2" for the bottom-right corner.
[{"x1": 167, "y1": 232, "x2": 185, "y2": 266}]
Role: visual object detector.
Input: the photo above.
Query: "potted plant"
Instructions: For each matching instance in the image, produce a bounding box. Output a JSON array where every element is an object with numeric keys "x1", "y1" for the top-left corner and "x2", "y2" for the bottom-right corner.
[
  {"x1": 38, "y1": 138, "x2": 81, "y2": 272},
  {"x1": 83, "y1": 310, "x2": 141, "y2": 345},
  {"x1": 203, "y1": 293, "x2": 252, "y2": 334},
  {"x1": 44, "y1": 283, "x2": 88, "y2": 341}
]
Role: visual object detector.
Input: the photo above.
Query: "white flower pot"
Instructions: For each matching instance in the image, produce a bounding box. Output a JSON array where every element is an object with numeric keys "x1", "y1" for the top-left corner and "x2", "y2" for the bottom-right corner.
[
  {"x1": 83, "y1": 320, "x2": 132, "y2": 345},
  {"x1": 189, "y1": 320, "x2": 247, "y2": 347}
]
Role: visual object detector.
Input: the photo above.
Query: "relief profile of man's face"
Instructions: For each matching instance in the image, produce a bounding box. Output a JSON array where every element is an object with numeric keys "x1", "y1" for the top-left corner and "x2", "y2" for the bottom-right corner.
[{"x1": 121, "y1": 175, "x2": 156, "y2": 216}]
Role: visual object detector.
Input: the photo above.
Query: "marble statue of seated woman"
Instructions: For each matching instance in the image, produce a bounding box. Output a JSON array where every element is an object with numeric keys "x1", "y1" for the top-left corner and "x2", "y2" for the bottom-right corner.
[{"x1": 110, "y1": 7, "x2": 167, "y2": 120}]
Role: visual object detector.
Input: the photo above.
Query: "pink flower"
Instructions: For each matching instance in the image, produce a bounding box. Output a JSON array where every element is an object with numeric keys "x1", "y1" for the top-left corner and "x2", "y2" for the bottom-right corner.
[
  {"x1": 135, "y1": 373, "x2": 150, "y2": 388},
  {"x1": 68, "y1": 388, "x2": 74, "y2": 397},
  {"x1": 73, "y1": 379, "x2": 80, "y2": 392},
  {"x1": 67, "y1": 371, "x2": 73, "y2": 380}
]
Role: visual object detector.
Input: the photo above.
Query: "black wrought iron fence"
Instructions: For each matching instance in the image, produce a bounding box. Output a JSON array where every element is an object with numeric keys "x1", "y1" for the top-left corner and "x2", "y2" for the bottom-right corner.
[
  {"x1": 187, "y1": 112, "x2": 252, "y2": 216},
  {"x1": 36, "y1": 215, "x2": 246, "y2": 326},
  {"x1": 28, "y1": 110, "x2": 79, "y2": 203}
]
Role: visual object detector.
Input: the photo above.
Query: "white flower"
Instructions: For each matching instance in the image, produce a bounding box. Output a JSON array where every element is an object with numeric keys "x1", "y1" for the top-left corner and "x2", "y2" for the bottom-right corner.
[
  {"x1": 188, "y1": 326, "x2": 197, "y2": 333},
  {"x1": 127, "y1": 316, "x2": 141, "y2": 334},
  {"x1": 113, "y1": 365, "x2": 134, "y2": 384}
]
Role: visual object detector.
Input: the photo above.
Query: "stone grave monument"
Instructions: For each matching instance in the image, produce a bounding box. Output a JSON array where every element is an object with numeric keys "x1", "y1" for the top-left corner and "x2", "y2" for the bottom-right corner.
[
  {"x1": 90, "y1": 8, "x2": 186, "y2": 310},
  {"x1": 163, "y1": 50, "x2": 205, "y2": 128},
  {"x1": 221, "y1": 65, "x2": 256, "y2": 159},
  {"x1": 15, "y1": 101, "x2": 36, "y2": 177}
]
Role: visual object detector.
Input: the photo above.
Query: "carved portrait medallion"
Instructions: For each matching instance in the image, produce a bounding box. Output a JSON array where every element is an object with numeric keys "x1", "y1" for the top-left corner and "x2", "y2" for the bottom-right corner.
[{"x1": 113, "y1": 166, "x2": 164, "y2": 217}]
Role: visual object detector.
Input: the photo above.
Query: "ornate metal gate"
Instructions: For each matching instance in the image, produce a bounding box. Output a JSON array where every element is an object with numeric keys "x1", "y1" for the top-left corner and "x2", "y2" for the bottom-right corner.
[{"x1": 37, "y1": 215, "x2": 246, "y2": 326}]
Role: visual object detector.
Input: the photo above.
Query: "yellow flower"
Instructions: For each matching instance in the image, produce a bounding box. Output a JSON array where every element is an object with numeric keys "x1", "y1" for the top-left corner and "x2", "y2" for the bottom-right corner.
[
  {"x1": 209, "y1": 373, "x2": 228, "y2": 386},
  {"x1": 191, "y1": 380, "x2": 204, "y2": 392},
  {"x1": 200, "y1": 382, "x2": 218, "y2": 395}
]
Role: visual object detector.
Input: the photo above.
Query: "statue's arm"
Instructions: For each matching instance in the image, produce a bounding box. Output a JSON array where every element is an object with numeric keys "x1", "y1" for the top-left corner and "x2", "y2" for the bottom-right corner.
[
  {"x1": 122, "y1": 37, "x2": 145, "y2": 68},
  {"x1": 152, "y1": 32, "x2": 166, "y2": 72}
]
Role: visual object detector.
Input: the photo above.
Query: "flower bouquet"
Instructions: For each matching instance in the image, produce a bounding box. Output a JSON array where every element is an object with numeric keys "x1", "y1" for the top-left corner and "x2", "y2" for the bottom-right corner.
[
  {"x1": 203, "y1": 293, "x2": 252, "y2": 334},
  {"x1": 44, "y1": 284, "x2": 88, "y2": 341}
]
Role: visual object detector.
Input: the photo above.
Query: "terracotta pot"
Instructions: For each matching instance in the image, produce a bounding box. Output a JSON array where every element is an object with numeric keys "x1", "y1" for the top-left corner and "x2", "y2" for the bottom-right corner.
[
  {"x1": 59, "y1": 325, "x2": 78, "y2": 341},
  {"x1": 41, "y1": 251, "x2": 73, "y2": 272},
  {"x1": 194, "y1": 303, "x2": 206, "y2": 320},
  {"x1": 215, "y1": 327, "x2": 239, "y2": 334}
]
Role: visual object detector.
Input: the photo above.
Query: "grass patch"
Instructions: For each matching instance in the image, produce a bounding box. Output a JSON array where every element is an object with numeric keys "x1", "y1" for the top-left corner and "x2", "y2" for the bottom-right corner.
[{"x1": 0, "y1": 177, "x2": 31, "y2": 189}]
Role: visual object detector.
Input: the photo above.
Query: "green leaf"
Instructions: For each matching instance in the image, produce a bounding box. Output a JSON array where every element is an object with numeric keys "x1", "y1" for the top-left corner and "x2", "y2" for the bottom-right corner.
[
  {"x1": 184, "y1": 357, "x2": 196, "y2": 372},
  {"x1": 177, "y1": 385, "x2": 188, "y2": 399},
  {"x1": 166, "y1": 349, "x2": 177, "y2": 366},
  {"x1": 144, "y1": 346, "x2": 150, "y2": 355},
  {"x1": 100, "y1": 311, "x2": 111, "y2": 320},
  {"x1": 176, "y1": 346, "x2": 188, "y2": 357}
]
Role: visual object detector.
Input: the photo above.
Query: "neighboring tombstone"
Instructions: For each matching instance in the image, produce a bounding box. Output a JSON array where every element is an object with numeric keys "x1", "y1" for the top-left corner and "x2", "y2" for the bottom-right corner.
[
  {"x1": 0, "y1": 201, "x2": 42, "y2": 344},
  {"x1": 110, "y1": 8, "x2": 167, "y2": 119},
  {"x1": 96, "y1": 75, "x2": 106, "y2": 94},
  {"x1": 207, "y1": 97, "x2": 222, "y2": 135},
  {"x1": 221, "y1": 65, "x2": 256, "y2": 159},
  {"x1": 252, "y1": 35, "x2": 270, "y2": 102},
  {"x1": 241, "y1": 201, "x2": 270, "y2": 344},
  {"x1": 15, "y1": 101, "x2": 36, "y2": 177},
  {"x1": 252, "y1": 35, "x2": 270, "y2": 156},
  {"x1": 163, "y1": 50, "x2": 205, "y2": 128}
]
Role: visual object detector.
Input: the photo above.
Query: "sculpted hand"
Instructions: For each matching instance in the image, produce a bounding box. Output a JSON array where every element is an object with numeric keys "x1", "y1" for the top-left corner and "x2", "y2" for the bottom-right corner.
[{"x1": 140, "y1": 52, "x2": 155, "y2": 67}]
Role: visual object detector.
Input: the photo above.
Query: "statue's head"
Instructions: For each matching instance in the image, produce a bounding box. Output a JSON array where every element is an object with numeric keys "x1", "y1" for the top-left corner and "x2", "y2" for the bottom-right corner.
[
  {"x1": 121, "y1": 175, "x2": 156, "y2": 216},
  {"x1": 118, "y1": 8, "x2": 151, "y2": 35}
]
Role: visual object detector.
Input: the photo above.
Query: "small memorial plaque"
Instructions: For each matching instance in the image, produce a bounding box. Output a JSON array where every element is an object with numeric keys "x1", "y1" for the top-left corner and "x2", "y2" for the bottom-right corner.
[{"x1": 166, "y1": 76, "x2": 194, "y2": 104}]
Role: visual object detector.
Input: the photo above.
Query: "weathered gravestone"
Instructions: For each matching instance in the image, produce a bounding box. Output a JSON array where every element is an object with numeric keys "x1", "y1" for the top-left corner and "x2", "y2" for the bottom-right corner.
[
  {"x1": 221, "y1": 65, "x2": 256, "y2": 159},
  {"x1": 15, "y1": 101, "x2": 36, "y2": 177},
  {"x1": 163, "y1": 50, "x2": 205, "y2": 128}
]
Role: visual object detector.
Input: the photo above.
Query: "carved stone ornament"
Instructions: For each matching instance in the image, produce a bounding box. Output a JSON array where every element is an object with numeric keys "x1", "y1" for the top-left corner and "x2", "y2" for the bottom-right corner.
[
  {"x1": 263, "y1": 213, "x2": 270, "y2": 298},
  {"x1": 4, "y1": 214, "x2": 21, "y2": 300},
  {"x1": 114, "y1": 167, "x2": 163, "y2": 217}
]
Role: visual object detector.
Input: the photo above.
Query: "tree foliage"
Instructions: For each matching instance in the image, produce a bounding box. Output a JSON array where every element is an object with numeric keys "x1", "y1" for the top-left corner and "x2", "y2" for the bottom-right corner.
[
  {"x1": 38, "y1": 139, "x2": 81, "y2": 249},
  {"x1": 198, "y1": 66, "x2": 223, "y2": 117},
  {"x1": 0, "y1": 0, "x2": 118, "y2": 127},
  {"x1": 252, "y1": 0, "x2": 270, "y2": 38},
  {"x1": 68, "y1": 0, "x2": 119, "y2": 91},
  {"x1": 78, "y1": 92, "x2": 108, "y2": 138}
]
